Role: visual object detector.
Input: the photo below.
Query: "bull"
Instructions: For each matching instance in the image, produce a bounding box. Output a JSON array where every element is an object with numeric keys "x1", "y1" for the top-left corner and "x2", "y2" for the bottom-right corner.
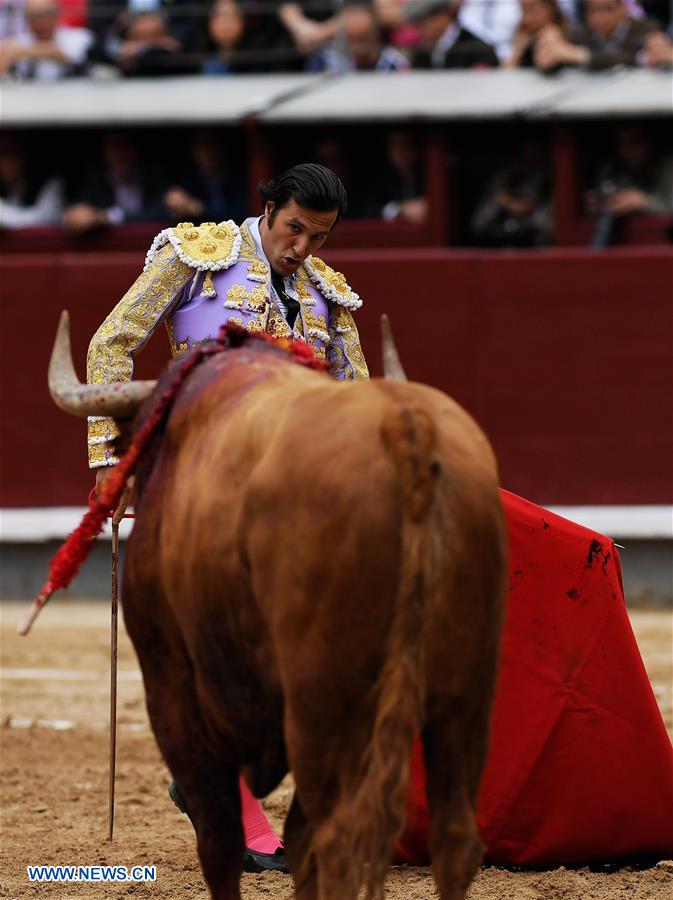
[{"x1": 49, "y1": 313, "x2": 507, "y2": 900}]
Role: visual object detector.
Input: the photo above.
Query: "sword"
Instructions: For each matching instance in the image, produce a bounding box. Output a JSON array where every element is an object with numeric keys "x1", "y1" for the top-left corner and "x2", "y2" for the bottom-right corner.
[
  {"x1": 108, "y1": 520, "x2": 119, "y2": 842},
  {"x1": 106, "y1": 485, "x2": 135, "y2": 844}
]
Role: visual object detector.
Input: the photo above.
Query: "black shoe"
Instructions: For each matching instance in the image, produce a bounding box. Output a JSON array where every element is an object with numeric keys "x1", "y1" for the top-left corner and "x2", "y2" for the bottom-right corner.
[
  {"x1": 168, "y1": 779, "x2": 192, "y2": 820},
  {"x1": 243, "y1": 847, "x2": 289, "y2": 874},
  {"x1": 168, "y1": 780, "x2": 289, "y2": 875}
]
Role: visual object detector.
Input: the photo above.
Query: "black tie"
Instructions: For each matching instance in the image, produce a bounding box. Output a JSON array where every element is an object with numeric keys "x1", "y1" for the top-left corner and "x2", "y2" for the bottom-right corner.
[{"x1": 271, "y1": 271, "x2": 300, "y2": 331}]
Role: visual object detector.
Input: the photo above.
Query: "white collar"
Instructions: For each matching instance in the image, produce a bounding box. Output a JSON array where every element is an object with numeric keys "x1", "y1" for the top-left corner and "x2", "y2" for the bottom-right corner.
[
  {"x1": 433, "y1": 21, "x2": 461, "y2": 64},
  {"x1": 246, "y1": 215, "x2": 267, "y2": 264}
]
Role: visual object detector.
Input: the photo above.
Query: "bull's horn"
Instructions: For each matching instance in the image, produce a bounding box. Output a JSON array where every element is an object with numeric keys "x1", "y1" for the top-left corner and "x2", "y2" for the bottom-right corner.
[
  {"x1": 381, "y1": 314, "x2": 407, "y2": 382},
  {"x1": 48, "y1": 310, "x2": 156, "y2": 418}
]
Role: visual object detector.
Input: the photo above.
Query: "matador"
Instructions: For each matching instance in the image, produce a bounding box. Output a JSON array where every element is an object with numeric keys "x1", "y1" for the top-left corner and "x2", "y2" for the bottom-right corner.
[
  {"x1": 86, "y1": 163, "x2": 368, "y2": 873},
  {"x1": 87, "y1": 163, "x2": 369, "y2": 469}
]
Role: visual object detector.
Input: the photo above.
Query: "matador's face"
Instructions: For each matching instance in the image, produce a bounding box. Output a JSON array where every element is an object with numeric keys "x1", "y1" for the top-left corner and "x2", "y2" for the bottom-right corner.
[{"x1": 260, "y1": 199, "x2": 338, "y2": 278}]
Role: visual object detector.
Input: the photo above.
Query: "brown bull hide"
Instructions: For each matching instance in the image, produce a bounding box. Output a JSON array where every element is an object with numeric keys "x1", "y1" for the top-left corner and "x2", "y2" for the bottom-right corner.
[{"x1": 121, "y1": 337, "x2": 507, "y2": 900}]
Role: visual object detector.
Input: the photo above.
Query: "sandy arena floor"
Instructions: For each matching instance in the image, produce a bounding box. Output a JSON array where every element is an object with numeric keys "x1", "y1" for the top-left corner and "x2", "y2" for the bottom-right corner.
[{"x1": 1, "y1": 601, "x2": 671, "y2": 900}]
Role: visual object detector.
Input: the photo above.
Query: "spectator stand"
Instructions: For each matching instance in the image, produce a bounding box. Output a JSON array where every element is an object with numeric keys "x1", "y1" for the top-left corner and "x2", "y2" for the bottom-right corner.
[
  {"x1": 2, "y1": 69, "x2": 672, "y2": 248},
  {"x1": 532, "y1": 69, "x2": 673, "y2": 244},
  {"x1": 1, "y1": 71, "x2": 671, "y2": 601}
]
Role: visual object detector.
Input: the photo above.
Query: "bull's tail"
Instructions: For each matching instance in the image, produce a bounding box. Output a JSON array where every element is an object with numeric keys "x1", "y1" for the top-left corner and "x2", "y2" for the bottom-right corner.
[{"x1": 347, "y1": 402, "x2": 439, "y2": 900}]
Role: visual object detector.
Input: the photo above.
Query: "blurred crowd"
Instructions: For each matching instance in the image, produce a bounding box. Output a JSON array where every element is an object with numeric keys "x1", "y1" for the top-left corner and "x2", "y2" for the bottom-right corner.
[
  {"x1": 1, "y1": 122, "x2": 671, "y2": 246},
  {"x1": 470, "y1": 125, "x2": 673, "y2": 247},
  {"x1": 0, "y1": 0, "x2": 672, "y2": 79}
]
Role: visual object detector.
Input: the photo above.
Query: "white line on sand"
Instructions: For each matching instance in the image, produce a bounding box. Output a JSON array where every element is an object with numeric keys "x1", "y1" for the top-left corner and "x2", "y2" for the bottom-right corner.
[
  {"x1": 1, "y1": 668, "x2": 141, "y2": 682},
  {"x1": 3, "y1": 716, "x2": 147, "y2": 732}
]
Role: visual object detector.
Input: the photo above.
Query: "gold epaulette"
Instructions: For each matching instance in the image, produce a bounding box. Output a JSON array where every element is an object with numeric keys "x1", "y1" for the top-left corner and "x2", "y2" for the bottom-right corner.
[
  {"x1": 304, "y1": 256, "x2": 362, "y2": 310},
  {"x1": 143, "y1": 220, "x2": 242, "y2": 297}
]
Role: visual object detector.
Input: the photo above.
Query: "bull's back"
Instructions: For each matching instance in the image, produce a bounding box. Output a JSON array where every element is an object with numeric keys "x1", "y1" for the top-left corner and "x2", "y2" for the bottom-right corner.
[
  {"x1": 138, "y1": 370, "x2": 503, "y2": 682},
  {"x1": 235, "y1": 376, "x2": 504, "y2": 645},
  {"x1": 151, "y1": 373, "x2": 501, "y2": 606}
]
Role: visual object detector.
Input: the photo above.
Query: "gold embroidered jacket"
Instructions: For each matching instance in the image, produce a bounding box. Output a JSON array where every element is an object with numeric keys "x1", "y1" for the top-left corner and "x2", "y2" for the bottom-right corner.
[{"x1": 87, "y1": 220, "x2": 369, "y2": 467}]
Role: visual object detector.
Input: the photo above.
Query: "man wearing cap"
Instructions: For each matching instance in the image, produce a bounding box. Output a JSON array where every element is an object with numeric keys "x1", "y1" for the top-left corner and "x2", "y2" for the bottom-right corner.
[{"x1": 406, "y1": 0, "x2": 499, "y2": 69}]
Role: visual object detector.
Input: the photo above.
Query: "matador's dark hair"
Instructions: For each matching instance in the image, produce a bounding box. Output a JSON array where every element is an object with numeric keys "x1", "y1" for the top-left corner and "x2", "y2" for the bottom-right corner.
[{"x1": 258, "y1": 163, "x2": 348, "y2": 224}]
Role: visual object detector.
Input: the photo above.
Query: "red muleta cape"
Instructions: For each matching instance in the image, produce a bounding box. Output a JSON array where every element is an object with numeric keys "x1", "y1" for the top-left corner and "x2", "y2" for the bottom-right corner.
[{"x1": 396, "y1": 489, "x2": 673, "y2": 867}]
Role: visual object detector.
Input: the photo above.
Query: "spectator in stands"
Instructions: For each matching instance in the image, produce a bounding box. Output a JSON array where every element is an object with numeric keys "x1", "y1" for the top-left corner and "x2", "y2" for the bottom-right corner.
[
  {"x1": 63, "y1": 131, "x2": 169, "y2": 232},
  {"x1": 112, "y1": 10, "x2": 198, "y2": 75},
  {"x1": 0, "y1": 0, "x2": 86, "y2": 48},
  {"x1": 368, "y1": 0, "x2": 400, "y2": 28},
  {"x1": 163, "y1": 130, "x2": 246, "y2": 222},
  {"x1": 587, "y1": 125, "x2": 673, "y2": 236},
  {"x1": 218, "y1": 0, "x2": 289, "y2": 71},
  {"x1": 278, "y1": 0, "x2": 341, "y2": 60},
  {"x1": 460, "y1": 0, "x2": 577, "y2": 60},
  {"x1": 470, "y1": 141, "x2": 552, "y2": 247},
  {"x1": 457, "y1": 0, "x2": 522, "y2": 60},
  {"x1": 534, "y1": 0, "x2": 659, "y2": 70},
  {"x1": 406, "y1": 0, "x2": 499, "y2": 69},
  {"x1": 202, "y1": 0, "x2": 248, "y2": 73},
  {"x1": 88, "y1": 0, "x2": 202, "y2": 69},
  {"x1": 640, "y1": 29, "x2": 673, "y2": 65},
  {"x1": 0, "y1": 0, "x2": 92, "y2": 79},
  {"x1": 505, "y1": 0, "x2": 569, "y2": 66},
  {"x1": 309, "y1": 1, "x2": 410, "y2": 72},
  {"x1": 363, "y1": 129, "x2": 427, "y2": 223},
  {"x1": 0, "y1": 134, "x2": 64, "y2": 228}
]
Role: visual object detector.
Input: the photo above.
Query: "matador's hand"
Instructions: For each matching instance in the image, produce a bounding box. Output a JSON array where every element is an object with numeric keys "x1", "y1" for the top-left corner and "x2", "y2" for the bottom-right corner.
[{"x1": 95, "y1": 467, "x2": 135, "y2": 526}]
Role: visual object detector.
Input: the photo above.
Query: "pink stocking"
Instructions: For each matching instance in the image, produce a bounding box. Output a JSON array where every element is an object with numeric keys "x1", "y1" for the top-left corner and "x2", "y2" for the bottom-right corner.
[{"x1": 239, "y1": 777, "x2": 282, "y2": 853}]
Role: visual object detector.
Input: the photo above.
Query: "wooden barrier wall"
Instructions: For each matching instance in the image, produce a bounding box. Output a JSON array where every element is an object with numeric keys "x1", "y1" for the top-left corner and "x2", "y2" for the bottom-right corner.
[{"x1": 1, "y1": 247, "x2": 671, "y2": 507}]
